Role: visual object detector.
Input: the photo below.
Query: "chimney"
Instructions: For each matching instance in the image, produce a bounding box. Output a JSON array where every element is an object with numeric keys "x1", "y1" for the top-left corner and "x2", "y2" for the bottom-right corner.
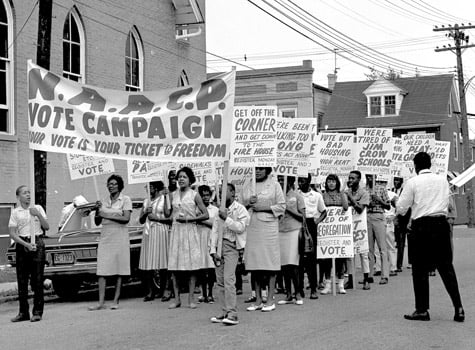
[
  {"x1": 303, "y1": 60, "x2": 312, "y2": 68},
  {"x1": 327, "y1": 73, "x2": 337, "y2": 90}
]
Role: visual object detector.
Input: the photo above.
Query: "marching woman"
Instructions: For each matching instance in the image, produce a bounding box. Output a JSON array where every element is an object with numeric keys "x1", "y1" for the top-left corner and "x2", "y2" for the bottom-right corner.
[
  {"x1": 139, "y1": 181, "x2": 171, "y2": 301},
  {"x1": 242, "y1": 167, "x2": 286, "y2": 312},
  {"x1": 320, "y1": 174, "x2": 349, "y2": 295},
  {"x1": 89, "y1": 174, "x2": 132, "y2": 311},
  {"x1": 167, "y1": 167, "x2": 209, "y2": 309},
  {"x1": 277, "y1": 176, "x2": 305, "y2": 306}
]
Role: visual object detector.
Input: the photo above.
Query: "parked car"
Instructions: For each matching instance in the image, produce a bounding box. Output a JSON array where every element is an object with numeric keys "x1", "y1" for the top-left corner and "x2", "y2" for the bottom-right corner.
[{"x1": 6, "y1": 200, "x2": 150, "y2": 299}]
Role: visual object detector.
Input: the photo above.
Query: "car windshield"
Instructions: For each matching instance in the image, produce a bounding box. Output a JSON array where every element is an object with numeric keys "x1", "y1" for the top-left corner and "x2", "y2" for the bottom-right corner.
[{"x1": 60, "y1": 202, "x2": 144, "y2": 232}]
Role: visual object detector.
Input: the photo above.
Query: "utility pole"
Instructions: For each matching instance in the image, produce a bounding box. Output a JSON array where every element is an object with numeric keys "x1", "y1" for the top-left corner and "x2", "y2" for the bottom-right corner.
[
  {"x1": 434, "y1": 23, "x2": 475, "y2": 227},
  {"x1": 35, "y1": 0, "x2": 53, "y2": 210}
]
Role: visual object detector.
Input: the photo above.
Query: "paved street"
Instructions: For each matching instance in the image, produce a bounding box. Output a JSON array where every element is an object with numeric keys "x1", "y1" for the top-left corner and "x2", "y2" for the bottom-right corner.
[{"x1": 1, "y1": 227, "x2": 474, "y2": 350}]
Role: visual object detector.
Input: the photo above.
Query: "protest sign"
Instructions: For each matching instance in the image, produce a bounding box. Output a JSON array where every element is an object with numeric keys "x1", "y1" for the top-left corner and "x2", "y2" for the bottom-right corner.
[
  {"x1": 228, "y1": 166, "x2": 253, "y2": 200},
  {"x1": 315, "y1": 133, "x2": 354, "y2": 183},
  {"x1": 230, "y1": 106, "x2": 277, "y2": 167},
  {"x1": 27, "y1": 61, "x2": 235, "y2": 161},
  {"x1": 400, "y1": 133, "x2": 435, "y2": 178},
  {"x1": 67, "y1": 154, "x2": 114, "y2": 180},
  {"x1": 352, "y1": 208, "x2": 369, "y2": 254},
  {"x1": 355, "y1": 128, "x2": 393, "y2": 176},
  {"x1": 390, "y1": 137, "x2": 403, "y2": 178},
  {"x1": 307, "y1": 128, "x2": 319, "y2": 175},
  {"x1": 126, "y1": 160, "x2": 170, "y2": 185},
  {"x1": 274, "y1": 118, "x2": 314, "y2": 176},
  {"x1": 430, "y1": 141, "x2": 450, "y2": 176},
  {"x1": 317, "y1": 207, "x2": 354, "y2": 259},
  {"x1": 127, "y1": 160, "x2": 218, "y2": 185}
]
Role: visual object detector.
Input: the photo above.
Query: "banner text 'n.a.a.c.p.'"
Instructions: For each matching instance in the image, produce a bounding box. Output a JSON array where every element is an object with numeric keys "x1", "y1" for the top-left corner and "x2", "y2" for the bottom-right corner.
[{"x1": 27, "y1": 61, "x2": 235, "y2": 161}]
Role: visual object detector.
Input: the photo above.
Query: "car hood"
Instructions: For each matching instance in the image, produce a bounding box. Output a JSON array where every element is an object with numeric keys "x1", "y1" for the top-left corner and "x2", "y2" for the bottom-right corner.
[{"x1": 44, "y1": 226, "x2": 143, "y2": 247}]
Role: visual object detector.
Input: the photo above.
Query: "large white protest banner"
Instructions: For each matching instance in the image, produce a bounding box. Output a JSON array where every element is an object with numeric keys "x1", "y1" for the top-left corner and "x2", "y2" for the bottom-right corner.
[
  {"x1": 67, "y1": 154, "x2": 114, "y2": 180},
  {"x1": 430, "y1": 141, "x2": 450, "y2": 176},
  {"x1": 400, "y1": 133, "x2": 435, "y2": 178},
  {"x1": 352, "y1": 208, "x2": 369, "y2": 254},
  {"x1": 274, "y1": 118, "x2": 314, "y2": 176},
  {"x1": 28, "y1": 61, "x2": 235, "y2": 161},
  {"x1": 316, "y1": 207, "x2": 354, "y2": 259},
  {"x1": 355, "y1": 128, "x2": 393, "y2": 176},
  {"x1": 315, "y1": 133, "x2": 354, "y2": 183},
  {"x1": 230, "y1": 106, "x2": 277, "y2": 167}
]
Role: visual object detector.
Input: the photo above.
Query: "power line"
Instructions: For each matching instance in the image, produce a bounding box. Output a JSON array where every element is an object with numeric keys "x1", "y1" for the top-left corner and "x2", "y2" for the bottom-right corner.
[{"x1": 7, "y1": 0, "x2": 38, "y2": 50}]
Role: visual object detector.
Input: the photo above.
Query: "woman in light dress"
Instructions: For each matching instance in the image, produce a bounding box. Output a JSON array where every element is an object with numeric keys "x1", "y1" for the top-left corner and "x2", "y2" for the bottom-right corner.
[
  {"x1": 167, "y1": 167, "x2": 209, "y2": 309},
  {"x1": 139, "y1": 181, "x2": 171, "y2": 301},
  {"x1": 242, "y1": 167, "x2": 286, "y2": 312},
  {"x1": 89, "y1": 174, "x2": 132, "y2": 311}
]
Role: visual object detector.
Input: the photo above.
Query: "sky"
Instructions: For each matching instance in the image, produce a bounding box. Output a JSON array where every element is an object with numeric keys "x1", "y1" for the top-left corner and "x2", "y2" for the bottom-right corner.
[{"x1": 205, "y1": 0, "x2": 475, "y2": 135}]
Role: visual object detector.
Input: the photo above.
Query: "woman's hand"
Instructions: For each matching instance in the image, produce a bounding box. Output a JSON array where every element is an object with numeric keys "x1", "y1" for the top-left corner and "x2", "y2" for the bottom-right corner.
[{"x1": 27, "y1": 243, "x2": 37, "y2": 251}]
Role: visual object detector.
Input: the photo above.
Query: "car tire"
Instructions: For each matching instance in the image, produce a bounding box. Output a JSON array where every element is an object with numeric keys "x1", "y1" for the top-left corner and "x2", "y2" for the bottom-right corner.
[{"x1": 52, "y1": 277, "x2": 81, "y2": 300}]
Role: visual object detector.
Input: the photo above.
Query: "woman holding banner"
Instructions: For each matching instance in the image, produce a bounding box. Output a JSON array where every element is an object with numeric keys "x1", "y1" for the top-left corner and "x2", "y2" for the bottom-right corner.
[
  {"x1": 139, "y1": 181, "x2": 171, "y2": 302},
  {"x1": 242, "y1": 167, "x2": 286, "y2": 312},
  {"x1": 277, "y1": 176, "x2": 305, "y2": 306},
  {"x1": 320, "y1": 174, "x2": 349, "y2": 295},
  {"x1": 89, "y1": 174, "x2": 132, "y2": 311},
  {"x1": 167, "y1": 167, "x2": 209, "y2": 309}
]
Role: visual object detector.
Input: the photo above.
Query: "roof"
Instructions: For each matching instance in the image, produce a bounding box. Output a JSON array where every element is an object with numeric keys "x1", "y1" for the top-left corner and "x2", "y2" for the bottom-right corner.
[{"x1": 322, "y1": 74, "x2": 455, "y2": 130}]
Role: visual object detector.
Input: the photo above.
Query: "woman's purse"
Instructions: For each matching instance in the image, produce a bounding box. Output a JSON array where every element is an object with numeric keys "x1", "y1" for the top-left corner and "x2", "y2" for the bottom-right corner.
[{"x1": 299, "y1": 218, "x2": 314, "y2": 255}]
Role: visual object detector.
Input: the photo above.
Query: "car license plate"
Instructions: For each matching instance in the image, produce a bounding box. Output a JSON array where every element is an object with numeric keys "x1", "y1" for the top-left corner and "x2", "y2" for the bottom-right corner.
[{"x1": 53, "y1": 252, "x2": 74, "y2": 265}]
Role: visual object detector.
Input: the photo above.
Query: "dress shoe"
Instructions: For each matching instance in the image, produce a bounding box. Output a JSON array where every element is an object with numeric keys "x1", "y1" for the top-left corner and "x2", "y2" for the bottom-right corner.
[
  {"x1": 11, "y1": 314, "x2": 30, "y2": 322},
  {"x1": 359, "y1": 277, "x2": 374, "y2": 284},
  {"x1": 389, "y1": 271, "x2": 398, "y2": 277},
  {"x1": 161, "y1": 293, "x2": 172, "y2": 302},
  {"x1": 373, "y1": 271, "x2": 381, "y2": 276},
  {"x1": 379, "y1": 278, "x2": 388, "y2": 285},
  {"x1": 404, "y1": 310, "x2": 430, "y2": 321},
  {"x1": 344, "y1": 280, "x2": 353, "y2": 289},
  {"x1": 30, "y1": 315, "x2": 42, "y2": 322},
  {"x1": 309, "y1": 291, "x2": 319, "y2": 299},
  {"x1": 143, "y1": 295, "x2": 154, "y2": 302},
  {"x1": 454, "y1": 307, "x2": 465, "y2": 322},
  {"x1": 363, "y1": 281, "x2": 371, "y2": 290},
  {"x1": 396, "y1": 268, "x2": 403, "y2": 273}
]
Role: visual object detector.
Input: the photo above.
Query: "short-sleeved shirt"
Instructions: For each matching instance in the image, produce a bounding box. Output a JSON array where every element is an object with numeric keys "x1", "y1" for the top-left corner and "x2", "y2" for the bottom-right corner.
[
  {"x1": 299, "y1": 189, "x2": 326, "y2": 219},
  {"x1": 8, "y1": 205, "x2": 47, "y2": 237},
  {"x1": 101, "y1": 193, "x2": 132, "y2": 226},
  {"x1": 345, "y1": 186, "x2": 370, "y2": 208},
  {"x1": 279, "y1": 190, "x2": 306, "y2": 232},
  {"x1": 322, "y1": 191, "x2": 345, "y2": 207},
  {"x1": 367, "y1": 185, "x2": 390, "y2": 214}
]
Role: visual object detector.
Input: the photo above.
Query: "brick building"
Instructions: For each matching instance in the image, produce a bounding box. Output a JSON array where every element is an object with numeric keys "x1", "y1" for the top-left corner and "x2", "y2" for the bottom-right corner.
[{"x1": 0, "y1": 0, "x2": 206, "y2": 239}]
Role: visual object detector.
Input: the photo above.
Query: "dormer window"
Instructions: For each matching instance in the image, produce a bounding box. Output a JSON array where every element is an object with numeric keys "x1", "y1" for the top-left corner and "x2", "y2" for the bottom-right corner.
[{"x1": 363, "y1": 79, "x2": 405, "y2": 118}]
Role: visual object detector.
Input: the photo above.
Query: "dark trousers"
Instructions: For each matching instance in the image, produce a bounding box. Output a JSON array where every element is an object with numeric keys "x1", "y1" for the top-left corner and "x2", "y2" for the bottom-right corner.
[
  {"x1": 299, "y1": 218, "x2": 317, "y2": 293},
  {"x1": 15, "y1": 237, "x2": 46, "y2": 316},
  {"x1": 409, "y1": 216, "x2": 462, "y2": 312},
  {"x1": 395, "y1": 222, "x2": 407, "y2": 269}
]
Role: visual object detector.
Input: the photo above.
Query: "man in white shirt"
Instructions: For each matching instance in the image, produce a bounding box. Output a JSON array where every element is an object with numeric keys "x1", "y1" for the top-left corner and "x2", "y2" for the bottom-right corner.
[
  {"x1": 209, "y1": 183, "x2": 250, "y2": 326},
  {"x1": 397, "y1": 152, "x2": 464, "y2": 322},
  {"x1": 298, "y1": 175, "x2": 327, "y2": 299}
]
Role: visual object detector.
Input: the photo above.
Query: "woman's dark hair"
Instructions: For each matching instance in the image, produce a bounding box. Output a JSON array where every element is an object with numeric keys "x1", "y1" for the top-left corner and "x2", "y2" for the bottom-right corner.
[
  {"x1": 150, "y1": 181, "x2": 164, "y2": 192},
  {"x1": 325, "y1": 174, "x2": 341, "y2": 192},
  {"x1": 15, "y1": 185, "x2": 27, "y2": 196},
  {"x1": 287, "y1": 176, "x2": 296, "y2": 188},
  {"x1": 198, "y1": 185, "x2": 211, "y2": 196},
  {"x1": 107, "y1": 174, "x2": 124, "y2": 192},
  {"x1": 256, "y1": 167, "x2": 273, "y2": 175},
  {"x1": 176, "y1": 166, "x2": 196, "y2": 185}
]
